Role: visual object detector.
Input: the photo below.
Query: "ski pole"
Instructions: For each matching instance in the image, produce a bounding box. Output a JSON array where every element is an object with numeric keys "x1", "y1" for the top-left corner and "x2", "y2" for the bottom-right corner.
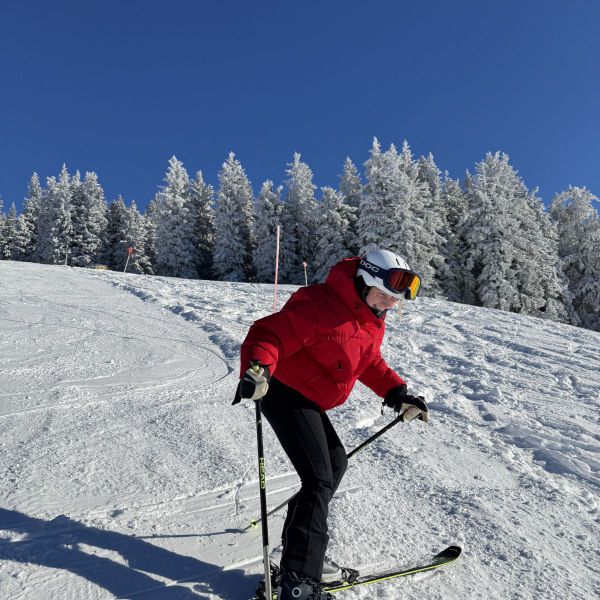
[
  {"x1": 246, "y1": 412, "x2": 404, "y2": 531},
  {"x1": 253, "y1": 377, "x2": 272, "y2": 600}
]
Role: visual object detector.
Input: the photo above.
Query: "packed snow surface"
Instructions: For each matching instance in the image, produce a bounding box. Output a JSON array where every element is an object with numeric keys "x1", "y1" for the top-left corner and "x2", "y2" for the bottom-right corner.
[{"x1": 1, "y1": 261, "x2": 599, "y2": 600}]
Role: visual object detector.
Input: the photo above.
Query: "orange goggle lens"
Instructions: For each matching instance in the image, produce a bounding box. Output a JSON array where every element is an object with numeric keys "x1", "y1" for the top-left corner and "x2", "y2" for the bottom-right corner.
[{"x1": 385, "y1": 269, "x2": 421, "y2": 300}]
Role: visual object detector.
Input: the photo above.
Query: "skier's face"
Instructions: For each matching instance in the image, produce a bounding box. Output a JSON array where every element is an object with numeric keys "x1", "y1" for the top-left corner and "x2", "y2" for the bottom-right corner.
[{"x1": 365, "y1": 288, "x2": 400, "y2": 312}]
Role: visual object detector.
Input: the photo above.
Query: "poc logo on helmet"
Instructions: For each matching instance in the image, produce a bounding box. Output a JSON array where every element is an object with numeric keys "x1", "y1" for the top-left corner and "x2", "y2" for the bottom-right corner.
[{"x1": 360, "y1": 259, "x2": 380, "y2": 273}]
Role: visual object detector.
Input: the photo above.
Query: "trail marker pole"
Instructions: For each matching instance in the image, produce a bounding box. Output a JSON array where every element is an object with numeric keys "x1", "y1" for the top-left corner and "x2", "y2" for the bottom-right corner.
[
  {"x1": 124, "y1": 247, "x2": 134, "y2": 273},
  {"x1": 273, "y1": 225, "x2": 280, "y2": 312}
]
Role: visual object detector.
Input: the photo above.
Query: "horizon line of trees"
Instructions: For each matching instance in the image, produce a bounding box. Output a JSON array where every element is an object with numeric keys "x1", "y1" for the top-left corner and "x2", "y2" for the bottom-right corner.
[{"x1": 1, "y1": 138, "x2": 599, "y2": 332}]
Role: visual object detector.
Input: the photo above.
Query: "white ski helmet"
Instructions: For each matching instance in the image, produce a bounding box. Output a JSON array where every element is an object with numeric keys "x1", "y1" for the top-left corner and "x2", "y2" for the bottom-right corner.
[{"x1": 356, "y1": 249, "x2": 421, "y2": 300}]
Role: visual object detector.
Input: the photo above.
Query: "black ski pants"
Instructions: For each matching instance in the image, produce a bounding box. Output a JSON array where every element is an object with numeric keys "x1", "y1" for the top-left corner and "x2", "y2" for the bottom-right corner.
[{"x1": 261, "y1": 377, "x2": 348, "y2": 581}]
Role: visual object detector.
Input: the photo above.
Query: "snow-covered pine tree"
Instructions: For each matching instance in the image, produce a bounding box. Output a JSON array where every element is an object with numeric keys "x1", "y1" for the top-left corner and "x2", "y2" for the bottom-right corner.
[
  {"x1": 102, "y1": 196, "x2": 130, "y2": 270},
  {"x1": 0, "y1": 203, "x2": 18, "y2": 259},
  {"x1": 460, "y1": 153, "x2": 524, "y2": 310},
  {"x1": 13, "y1": 213, "x2": 31, "y2": 260},
  {"x1": 414, "y1": 151, "x2": 446, "y2": 297},
  {"x1": 188, "y1": 171, "x2": 215, "y2": 279},
  {"x1": 21, "y1": 173, "x2": 43, "y2": 260},
  {"x1": 0, "y1": 200, "x2": 28, "y2": 261},
  {"x1": 284, "y1": 152, "x2": 318, "y2": 283},
  {"x1": 339, "y1": 157, "x2": 363, "y2": 254},
  {"x1": 213, "y1": 152, "x2": 255, "y2": 281},
  {"x1": 69, "y1": 171, "x2": 108, "y2": 267},
  {"x1": 525, "y1": 190, "x2": 575, "y2": 323},
  {"x1": 358, "y1": 138, "x2": 403, "y2": 254},
  {"x1": 144, "y1": 193, "x2": 160, "y2": 271},
  {"x1": 36, "y1": 165, "x2": 73, "y2": 264},
  {"x1": 418, "y1": 153, "x2": 443, "y2": 201},
  {"x1": 460, "y1": 152, "x2": 556, "y2": 313},
  {"x1": 457, "y1": 169, "x2": 477, "y2": 303},
  {"x1": 69, "y1": 170, "x2": 81, "y2": 208},
  {"x1": 511, "y1": 183, "x2": 569, "y2": 321},
  {"x1": 0, "y1": 197, "x2": 5, "y2": 258},
  {"x1": 313, "y1": 187, "x2": 351, "y2": 282},
  {"x1": 254, "y1": 180, "x2": 284, "y2": 283},
  {"x1": 384, "y1": 142, "x2": 420, "y2": 269},
  {"x1": 339, "y1": 157, "x2": 364, "y2": 210},
  {"x1": 458, "y1": 154, "x2": 570, "y2": 319},
  {"x1": 154, "y1": 156, "x2": 197, "y2": 278},
  {"x1": 276, "y1": 201, "x2": 297, "y2": 285},
  {"x1": 123, "y1": 200, "x2": 153, "y2": 274},
  {"x1": 550, "y1": 186, "x2": 600, "y2": 331},
  {"x1": 439, "y1": 173, "x2": 468, "y2": 302}
]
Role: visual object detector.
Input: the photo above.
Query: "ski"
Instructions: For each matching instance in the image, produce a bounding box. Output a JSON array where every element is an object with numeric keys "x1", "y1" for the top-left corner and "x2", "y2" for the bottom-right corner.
[
  {"x1": 324, "y1": 545, "x2": 461, "y2": 592},
  {"x1": 250, "y1": 545, "x2": 461, "y2": 599}
]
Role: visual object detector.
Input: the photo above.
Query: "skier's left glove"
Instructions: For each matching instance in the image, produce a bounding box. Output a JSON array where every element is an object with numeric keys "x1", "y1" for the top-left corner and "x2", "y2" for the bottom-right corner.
[
  {"x1": 232, "y1": 362, "x2": 271, "y2": 404},
  {"x1": 383, "y1": 384, "x2": 430, "y2": 422}
]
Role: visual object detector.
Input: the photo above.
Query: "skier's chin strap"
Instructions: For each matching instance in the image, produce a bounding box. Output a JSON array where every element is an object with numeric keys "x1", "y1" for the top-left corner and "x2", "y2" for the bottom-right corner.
[{"x1": 354, "y1": 276, "x2": 387, "y2": 319}]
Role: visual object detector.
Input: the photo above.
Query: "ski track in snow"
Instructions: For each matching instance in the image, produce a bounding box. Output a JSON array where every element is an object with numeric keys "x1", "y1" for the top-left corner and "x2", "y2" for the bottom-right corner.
[{"x1": 1, "y1": 261, "x2": 599, "y2": 600}]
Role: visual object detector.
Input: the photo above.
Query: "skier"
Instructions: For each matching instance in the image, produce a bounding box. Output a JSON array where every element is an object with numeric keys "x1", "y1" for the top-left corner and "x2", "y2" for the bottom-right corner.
[{"x1": 234, "y1": 249, "x2": 429, "y2": 600}]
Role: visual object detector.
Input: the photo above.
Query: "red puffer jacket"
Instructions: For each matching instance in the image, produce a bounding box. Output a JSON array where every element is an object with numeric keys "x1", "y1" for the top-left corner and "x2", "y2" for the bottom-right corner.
[{"x1": 240, "y1": 257, "x2": 405, "y2": 410}]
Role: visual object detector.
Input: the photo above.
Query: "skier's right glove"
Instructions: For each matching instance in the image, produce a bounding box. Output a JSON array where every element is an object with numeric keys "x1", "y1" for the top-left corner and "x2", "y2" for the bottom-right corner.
[
  {"x1": 233, "y1": 362, "x2": 271, "y2": 404},
  {"x1": 383, "y1": 384, "x2": 430, "y2": 422}
]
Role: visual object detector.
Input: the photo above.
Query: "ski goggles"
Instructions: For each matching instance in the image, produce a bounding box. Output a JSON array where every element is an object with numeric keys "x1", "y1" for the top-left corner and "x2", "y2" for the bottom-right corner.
[{"x1": 359, "y1": 259, "x2": 422, "y2": 300}]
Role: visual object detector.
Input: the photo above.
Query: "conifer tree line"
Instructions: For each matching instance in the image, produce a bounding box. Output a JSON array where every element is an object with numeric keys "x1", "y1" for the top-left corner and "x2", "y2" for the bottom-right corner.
[{"x1": 1, "y1": 139, "x2": 599, "y2": 332}]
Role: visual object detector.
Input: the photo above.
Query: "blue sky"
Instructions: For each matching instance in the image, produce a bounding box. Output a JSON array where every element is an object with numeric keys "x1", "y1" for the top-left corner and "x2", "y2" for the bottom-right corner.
[{"x1": 1, "y1": 0, "x2": 599, "y2": 214}]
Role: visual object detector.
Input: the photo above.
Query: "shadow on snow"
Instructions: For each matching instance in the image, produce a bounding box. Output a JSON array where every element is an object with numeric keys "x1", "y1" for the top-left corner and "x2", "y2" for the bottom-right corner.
[{"x1": 0, "y1": 508, "x2": 256, "y2": 599}]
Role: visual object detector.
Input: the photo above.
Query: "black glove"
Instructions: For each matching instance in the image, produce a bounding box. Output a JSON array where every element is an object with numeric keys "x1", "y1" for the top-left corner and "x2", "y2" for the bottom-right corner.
[
  {"x1": 383, "y1": 384, "x2": 430, "y2": 422},
  {"x1": 232, "y1": 362, "x2": 271, "y2": 404}
]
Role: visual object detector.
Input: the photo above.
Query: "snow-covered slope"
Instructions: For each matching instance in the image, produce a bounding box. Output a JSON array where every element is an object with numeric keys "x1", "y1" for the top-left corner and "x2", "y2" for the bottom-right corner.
[{"x1": 1, "y1": 261, "x2": 598, "y2": 600}]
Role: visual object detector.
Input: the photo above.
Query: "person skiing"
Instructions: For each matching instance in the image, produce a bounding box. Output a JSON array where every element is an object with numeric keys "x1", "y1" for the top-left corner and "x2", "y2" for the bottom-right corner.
[{"x1": 234, "y1": 249, "x2": 429, "y2": 600}]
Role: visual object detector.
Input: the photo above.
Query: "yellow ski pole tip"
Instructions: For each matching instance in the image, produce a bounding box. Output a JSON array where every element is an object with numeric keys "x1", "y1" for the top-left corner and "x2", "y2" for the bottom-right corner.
[{"x1": 250, "y1": 519, "x2": 258, "y2": 529}]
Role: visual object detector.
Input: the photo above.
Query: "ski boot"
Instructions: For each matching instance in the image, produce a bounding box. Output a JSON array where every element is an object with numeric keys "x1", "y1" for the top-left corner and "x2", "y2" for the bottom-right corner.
[
  {"x1": 269, "y1": 549, "x2": 358, "y2": 586},
  {"x1": 279, "y1": 570, "x2": 334, "y2": 600},
  {"x1": 321, "y1": 555, "x2": 359, "y2": 584}
]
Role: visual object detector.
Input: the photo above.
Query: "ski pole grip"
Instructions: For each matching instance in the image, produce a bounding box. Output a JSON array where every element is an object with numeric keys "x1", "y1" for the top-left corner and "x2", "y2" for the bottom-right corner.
[{"x1": 250, "y1": 360, "x2": 261, "y2": 373}]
